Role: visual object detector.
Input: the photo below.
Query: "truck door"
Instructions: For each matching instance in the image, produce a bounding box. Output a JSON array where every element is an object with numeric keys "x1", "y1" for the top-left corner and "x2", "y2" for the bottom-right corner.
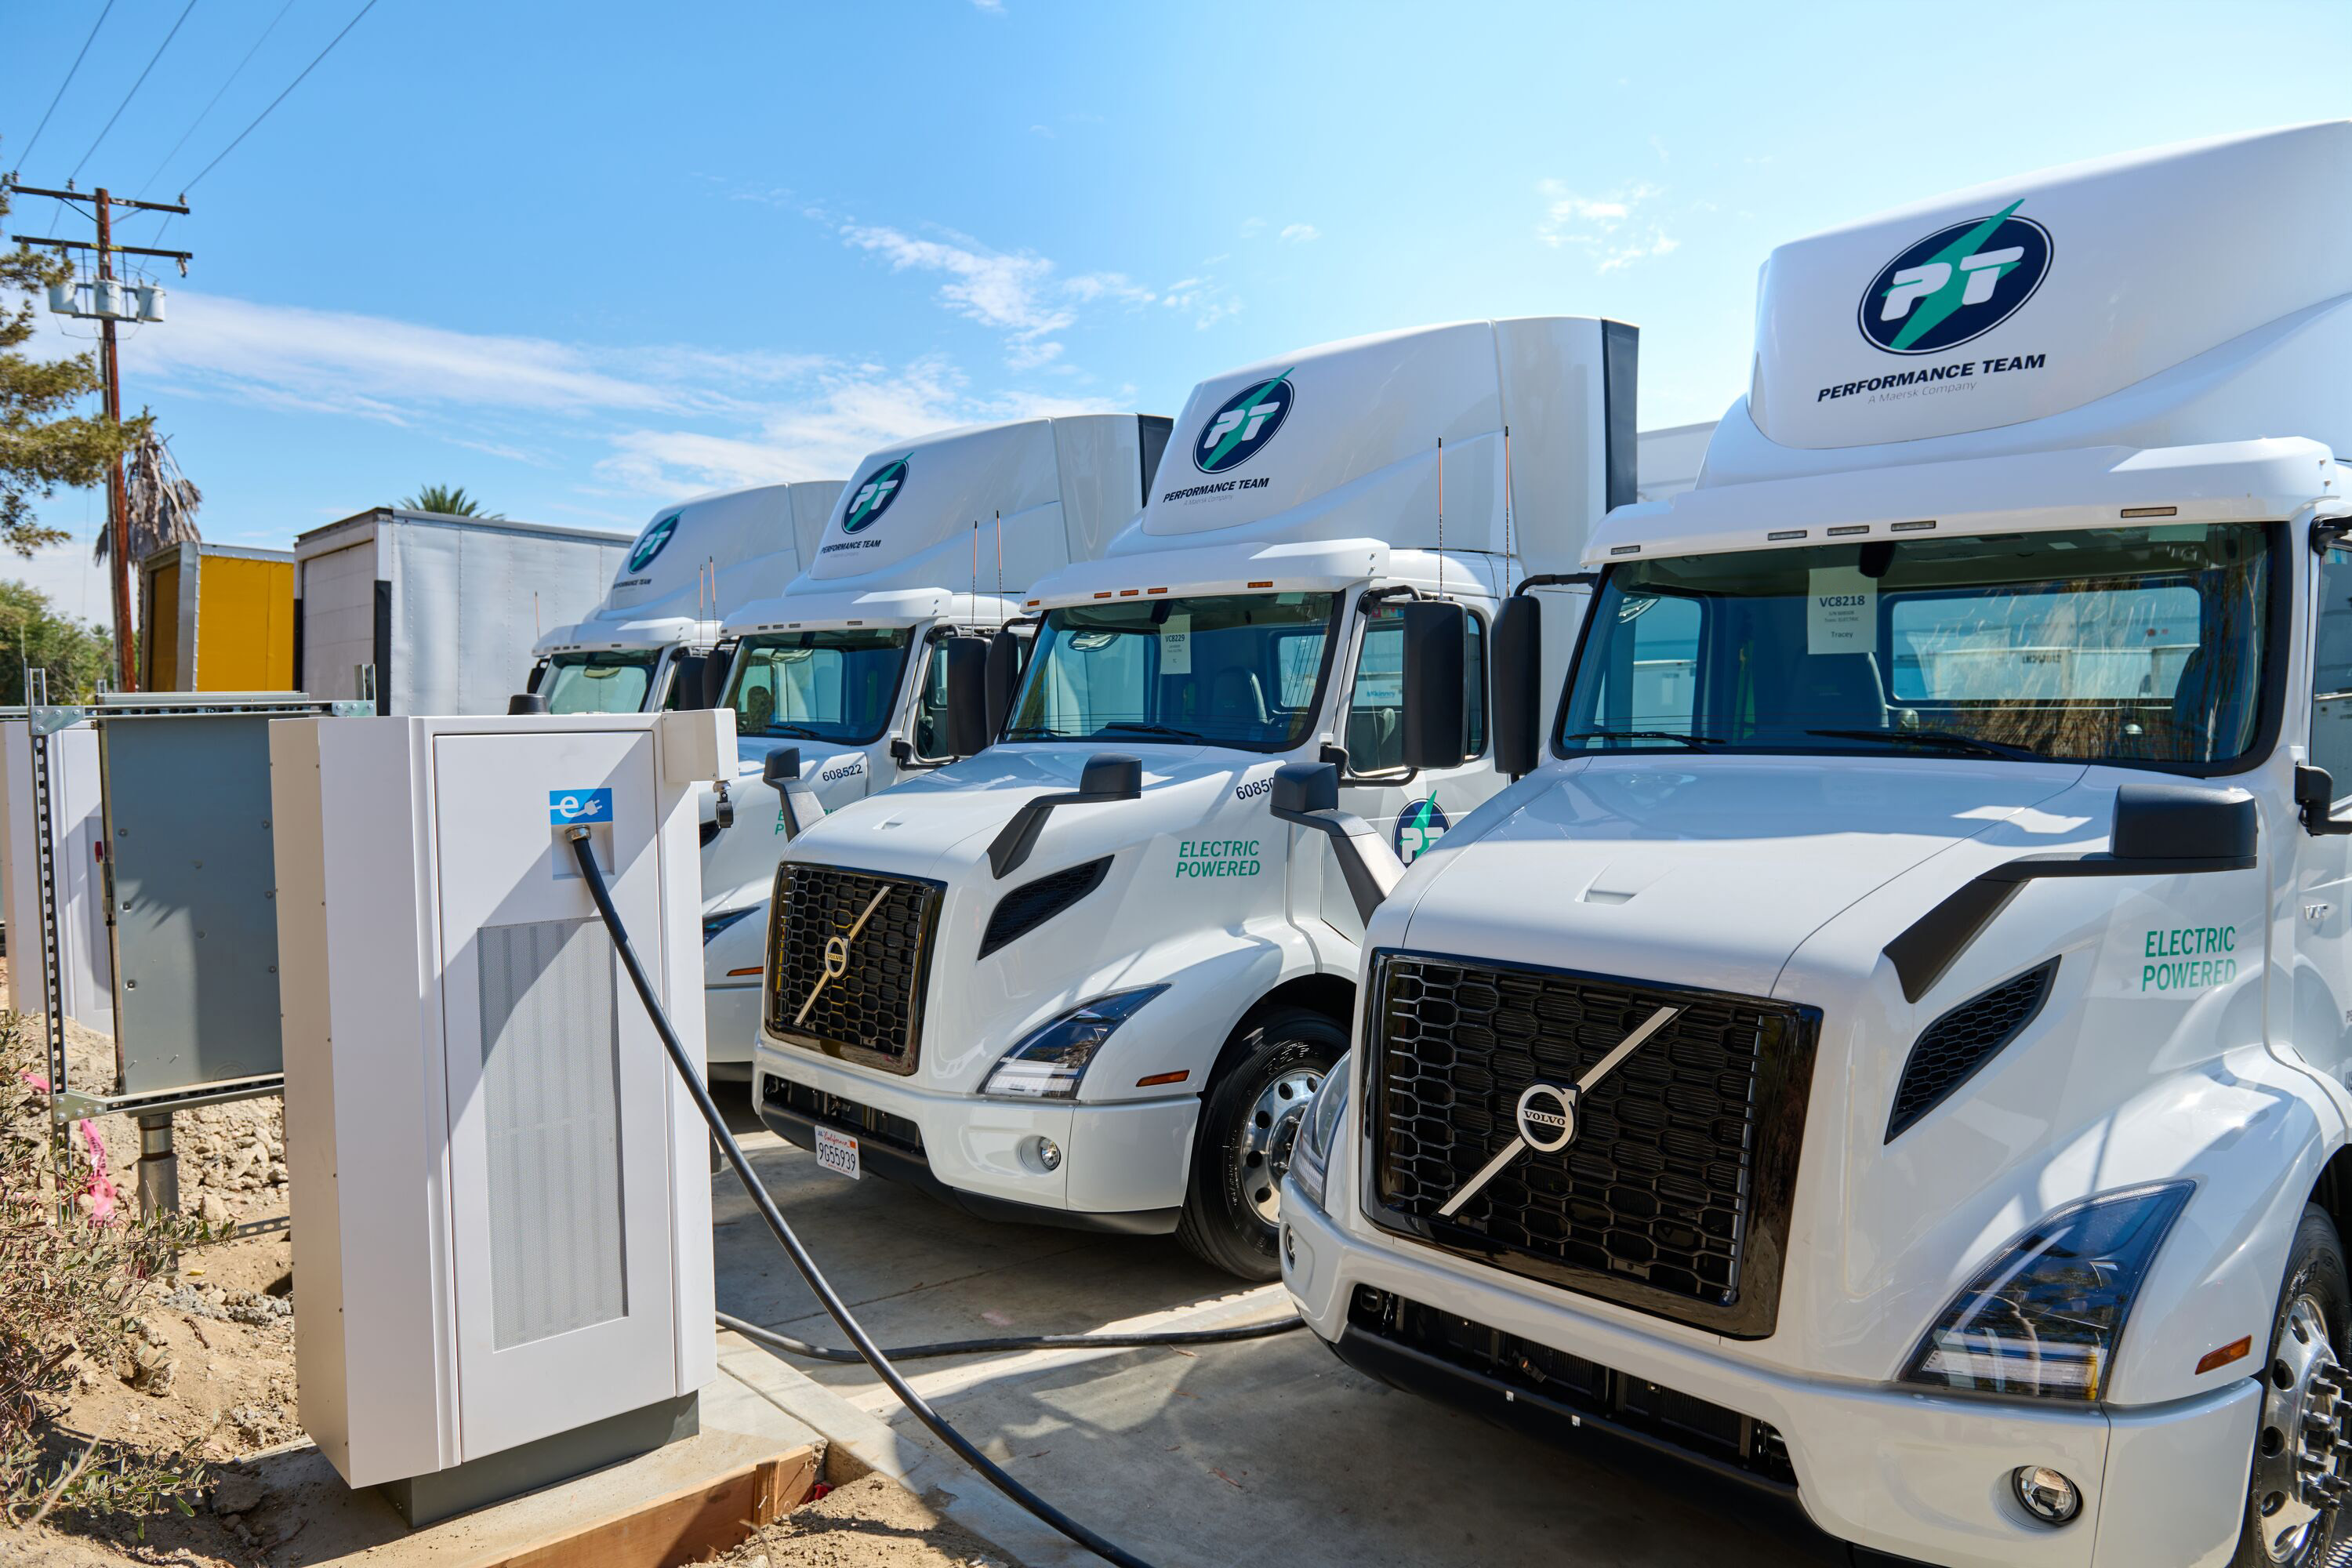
[
  {"x1": 1322, "y1": 600, "x2": 1497, "y2": 937},
  {"x1": 2296, "y1": 536, "x2": 2352, "y2": 1085}
]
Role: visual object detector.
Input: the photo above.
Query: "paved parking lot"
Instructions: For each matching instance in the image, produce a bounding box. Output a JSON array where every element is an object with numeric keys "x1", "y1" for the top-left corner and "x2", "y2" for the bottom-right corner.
[{"x1": 711, "y1": 1097, "x2": 1828, "y2": 1568}]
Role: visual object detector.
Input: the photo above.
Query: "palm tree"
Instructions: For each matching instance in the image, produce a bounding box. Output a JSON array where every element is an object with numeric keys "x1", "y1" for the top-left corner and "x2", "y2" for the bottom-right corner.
[{"x1": 401, "y1": 485, "x2": 503, "y2": 520}]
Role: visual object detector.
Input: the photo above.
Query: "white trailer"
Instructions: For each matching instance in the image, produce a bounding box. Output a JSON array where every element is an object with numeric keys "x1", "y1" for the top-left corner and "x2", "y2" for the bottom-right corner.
[
  {"x1": 1274, "y1": 122, "x2": 2352, "y2": 1568},
  {"x1": 528, "y1": 481, "x2": 844, "y2": 716},
  {"x1": 747, "y1": 318, "x2": 1635, "y2": 1279},
  {"x1": 696, "y1": 414, "x2": 1169, "y2": 1076},
  {"x1": 293, "y1": 508, "x2": 630, "y2": 716}
]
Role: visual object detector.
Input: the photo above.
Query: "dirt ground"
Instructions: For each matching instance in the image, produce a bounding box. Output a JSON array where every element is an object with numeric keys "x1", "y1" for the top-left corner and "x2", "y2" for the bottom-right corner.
[{"x1": 6, "y1": 953, "x2": 1025, "y2": 1567}]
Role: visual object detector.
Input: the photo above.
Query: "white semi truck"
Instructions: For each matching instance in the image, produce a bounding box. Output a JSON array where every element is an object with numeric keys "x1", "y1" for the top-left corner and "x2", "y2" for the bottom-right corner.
[
  {"x1": 526, "y1": 481, "x2": 844, "y2": 715},
  {"x1": 1275, "y1": 122, "x2": 2352, "y2": 1568},
  {"x1": 697, "y1": 414, "x2": 1172, "y2": 1077},
  {"x1": 746, "y1": 318, "x2": 1637, "y2": 1278}
]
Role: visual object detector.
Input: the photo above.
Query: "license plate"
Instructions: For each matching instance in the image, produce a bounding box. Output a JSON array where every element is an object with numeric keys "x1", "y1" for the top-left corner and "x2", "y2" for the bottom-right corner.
[{"x1": 813, "y1": 1125, "x2": 861, "y2": 1181}]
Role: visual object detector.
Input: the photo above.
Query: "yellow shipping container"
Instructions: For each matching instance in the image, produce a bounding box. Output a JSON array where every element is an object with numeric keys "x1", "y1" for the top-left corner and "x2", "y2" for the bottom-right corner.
[{"x1": 137, "y1": 543, "x2": 296, "y2": 691}]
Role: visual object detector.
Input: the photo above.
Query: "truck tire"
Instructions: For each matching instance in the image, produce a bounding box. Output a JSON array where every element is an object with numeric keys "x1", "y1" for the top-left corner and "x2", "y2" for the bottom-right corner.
[
  {"x1": 1175, "y1": 1006, "x2": 1343, "y2": 1281},
  {"x1": 2236, "y1": 1204, "x2": 2352, "y2": 1567}
]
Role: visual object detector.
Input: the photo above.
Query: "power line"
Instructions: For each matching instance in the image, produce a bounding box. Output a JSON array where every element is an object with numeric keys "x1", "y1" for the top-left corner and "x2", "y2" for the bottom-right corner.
[
  {"x1": 180, "y1": 0, "x2": 379, "y2": 194},
  {"x1": 140, "y1": 0, "x2": 297, "y2": 198},
  {"x1": 71, "y1": 0, "x2": 201, "y2": 182},
  {"x1": 9, "y1": 0, "x2": 116, "y2": 176}
]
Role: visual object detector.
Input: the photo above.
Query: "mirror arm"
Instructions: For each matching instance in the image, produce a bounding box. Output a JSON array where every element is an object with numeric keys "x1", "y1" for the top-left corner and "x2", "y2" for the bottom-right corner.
[
  {"x1": 2299, "y1": 764, "x2": 2352, "y2": 837},
  {"x1": 1272, "y1": 800, "x2": 1403, "y2": 924},
  {"x1": 1512, "y1": 572, "x2": 1599, "y2": 597}
]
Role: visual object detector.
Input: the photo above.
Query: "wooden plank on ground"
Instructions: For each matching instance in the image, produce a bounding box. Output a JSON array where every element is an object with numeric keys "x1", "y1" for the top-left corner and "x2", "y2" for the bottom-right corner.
[{"x1": 469, "y1": 1446, "x2": 817, "y2": 1568}]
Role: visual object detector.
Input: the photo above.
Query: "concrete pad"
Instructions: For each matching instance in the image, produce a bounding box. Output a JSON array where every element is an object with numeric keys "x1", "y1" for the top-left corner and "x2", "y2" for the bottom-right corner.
[{"x1": 710, "y1": 1130, "x2": 1832, "y2": 1568}]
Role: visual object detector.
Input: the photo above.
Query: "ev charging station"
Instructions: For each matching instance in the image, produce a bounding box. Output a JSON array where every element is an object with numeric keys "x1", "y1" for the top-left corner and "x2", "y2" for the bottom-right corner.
[{"x1": 270, "y1": 708, "x2": 728, "y2": 1522}]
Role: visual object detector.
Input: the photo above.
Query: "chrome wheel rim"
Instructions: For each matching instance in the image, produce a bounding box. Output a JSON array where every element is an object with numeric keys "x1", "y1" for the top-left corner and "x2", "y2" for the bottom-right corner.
[
  {"x1": 2254, "y1": 1294, "x2": 2350, "y2": 1563},
  {"x1": 1236, "y1": 1067, "x2": 1322, "y2": 1227}
]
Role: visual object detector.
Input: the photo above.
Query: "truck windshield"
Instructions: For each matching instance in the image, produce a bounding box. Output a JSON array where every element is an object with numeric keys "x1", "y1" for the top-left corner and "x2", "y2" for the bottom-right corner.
[
  {"x1": 542, "y1": 650, "x2": 660, "y2": 713},
  {"x1": 724, "y1": 627, "x2": 912, "y2": 745},
  {"x1": 1558, "y1": 524, "x2": 2274, "y2": 768},
  {"x1": 1003, "y1": 592, "x2": 1340, "y2": 752}
]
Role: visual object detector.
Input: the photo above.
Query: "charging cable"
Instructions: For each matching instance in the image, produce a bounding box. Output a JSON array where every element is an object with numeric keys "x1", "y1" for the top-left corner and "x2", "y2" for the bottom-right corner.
[{"x1": 568, "y1": 827, "x2": 1167, "y2": 1568}]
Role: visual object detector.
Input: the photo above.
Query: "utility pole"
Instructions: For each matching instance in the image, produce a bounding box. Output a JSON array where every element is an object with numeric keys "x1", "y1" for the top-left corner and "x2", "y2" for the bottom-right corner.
[{"x1": 7, "y1": 182, "x2": 191, "y2": 692}]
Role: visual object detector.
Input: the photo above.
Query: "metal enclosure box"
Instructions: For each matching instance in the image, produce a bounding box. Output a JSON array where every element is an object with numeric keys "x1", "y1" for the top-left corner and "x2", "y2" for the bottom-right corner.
[
  {"x1": 138, "y1": 543, "x2": 296, "y2": 691},
  {"x1": 1, "y1": 717, "x2": 114, "y2": 1032},
  {"x1": 270, "y1": 711, "x2": 721, "y2": 1495},
  {"x1": 292, "y1": 509, "x2": 630, "y2": 716}
]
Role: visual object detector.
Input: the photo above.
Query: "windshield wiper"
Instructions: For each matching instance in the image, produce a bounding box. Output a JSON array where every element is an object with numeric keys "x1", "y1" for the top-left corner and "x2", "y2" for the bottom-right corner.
[
  {"x1": 757, "y1": 723, "x2": 826, "y2": 741},
  {"x1": 1562, "y1": 728, "x2": 1726, "y2": 750},
  {"x1": 1099, "y1": 720, "x2": 1202, "y2": 742},
  {"x1": 1806, "y1": 727, "x2": 2042, "y2": 762}
]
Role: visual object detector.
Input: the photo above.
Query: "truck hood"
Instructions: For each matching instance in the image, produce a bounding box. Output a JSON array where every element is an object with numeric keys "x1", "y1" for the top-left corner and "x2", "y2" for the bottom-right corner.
[
  {"x1": 1396, "y1": 755, "x2": 2089, "y2": 998},
  {"x1": 783, "y1": 742, "x2": 1217, "y2": 878}
]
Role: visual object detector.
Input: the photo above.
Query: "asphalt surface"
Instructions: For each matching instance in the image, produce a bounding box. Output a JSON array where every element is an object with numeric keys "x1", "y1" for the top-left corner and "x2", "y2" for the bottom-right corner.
[{"x1": 708, "y1": 1091, "x2": 1828, "y2": 1568}]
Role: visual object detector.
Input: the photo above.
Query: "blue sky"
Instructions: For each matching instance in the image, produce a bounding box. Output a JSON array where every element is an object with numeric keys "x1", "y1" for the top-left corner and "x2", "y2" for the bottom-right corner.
[{"x1": 4, "y1": 0, "x2": 2345, "y2": 621}]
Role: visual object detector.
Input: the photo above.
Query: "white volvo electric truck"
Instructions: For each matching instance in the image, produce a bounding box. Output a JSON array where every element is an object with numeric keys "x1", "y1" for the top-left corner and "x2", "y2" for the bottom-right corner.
[
  {"x1": 749, "y1": 318, "x2": 1638, "y2": 1278},
  {"x1": 527, "y1": 481, "x2": 844, "y2": 715},
  {"x1": 1275, "y1": 123, "x2": 2352, "y2": 1568},
  {"x1": 698, "y1": 414, "x2": 1171, "y2": 1076}
]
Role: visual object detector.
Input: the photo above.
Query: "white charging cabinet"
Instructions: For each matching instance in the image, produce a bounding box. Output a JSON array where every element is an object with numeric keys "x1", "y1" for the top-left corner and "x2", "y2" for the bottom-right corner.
[{"x1": 270, "y1": 711, "x2": 727, "y2": 1520}]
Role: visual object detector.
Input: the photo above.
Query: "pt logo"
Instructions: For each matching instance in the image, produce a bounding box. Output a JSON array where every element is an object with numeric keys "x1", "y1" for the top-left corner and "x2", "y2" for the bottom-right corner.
[
  {"x1": 1193, "y1": 370, "x2": 1294, "y2": 474},
  {"x1": 843, "y1": 458, "x2": 908, "y2": 535},
  {"x1": 1394, "y1": 797, "x2": 1449, "y2": 865},
  {"x1": 1859, "y1": 200, "x2": 2052, "y2": 355},
  {"x1": 627, "y1": 512, "x2": 681, "y2": 573}
]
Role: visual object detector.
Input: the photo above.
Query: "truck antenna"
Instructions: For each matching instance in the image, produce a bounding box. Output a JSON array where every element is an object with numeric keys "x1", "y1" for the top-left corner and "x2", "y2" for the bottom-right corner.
[
  {"x1": 971, "y1": 520, "x2": 980, "y2": 626},
  {"x1": 1436, "y1": 437, "x2": 1444, "y2": 598},
  {"x1": 995, "y1": 511, "x2": 1004, "y2": 631}
]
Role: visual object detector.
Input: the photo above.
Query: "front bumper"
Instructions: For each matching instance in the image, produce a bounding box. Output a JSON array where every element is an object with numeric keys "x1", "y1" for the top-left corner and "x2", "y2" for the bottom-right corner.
[
  {"x1": 1280, "y1": 1182, "x2": 2259, "y2": 1568},
  {"x1": 753, "y1": 1042, "x2": 1200, "y2": 1225}
]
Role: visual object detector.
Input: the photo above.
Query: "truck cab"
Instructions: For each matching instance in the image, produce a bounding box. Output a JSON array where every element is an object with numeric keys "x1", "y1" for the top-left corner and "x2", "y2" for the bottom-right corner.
[
  {"x1": 1276, "y1": 123, "x2": 2352, "y2": 1568},
  {"x1": 748, "y1": 318, "x2": 1637, "y2": 1278},
  {"x1": 698, "y1": 414, "x2": 1171, "y2": 1077},
  {"x1": 528, "y1": 480, "x2": 843, "y2": 717}
]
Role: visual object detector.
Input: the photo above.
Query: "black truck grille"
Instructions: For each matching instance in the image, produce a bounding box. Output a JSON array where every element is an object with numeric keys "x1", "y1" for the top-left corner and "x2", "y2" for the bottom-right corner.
[
  {"x1": 764, "y1": 1076, "x2": 925, "y2": 1156},
  {"x1": 764, "y1": 863, "x2": 942, "y2": 1076},
  {"x1": 1366, "y1": 951, "x2": 1819, "y2": 1339}
]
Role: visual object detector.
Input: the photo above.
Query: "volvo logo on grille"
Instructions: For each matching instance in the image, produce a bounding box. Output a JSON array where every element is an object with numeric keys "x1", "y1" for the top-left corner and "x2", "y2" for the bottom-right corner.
[
  {"x1": 1437, "y1": 1004, "x2": 1682, "y2": 1220},
  {"x1": 1514, "y1": 1083, "x2": 1577, "y2": 1152}
]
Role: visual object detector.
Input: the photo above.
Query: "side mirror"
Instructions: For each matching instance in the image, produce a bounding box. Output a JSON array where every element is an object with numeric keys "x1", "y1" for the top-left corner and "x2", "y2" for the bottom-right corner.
[
  {"x1": 702, "y1": 644, "x2": 734, "y2": 710},
  {"x1": 670, "y1": 652, "x2": 709, "y2": 711},
  {"x1": 985, "y1": 630, "x2": 1025, "y2": 740},
  {"x1": 2113, "y1": 780, "x2": 2260, "y2": 856},
  {"x1": 1492, "y1": 595, "x2": 1542, "y2": 779},
  {"x1": 1270, "y1": 760, "x2": 1338, "y2": 818},
  {"x1": 2296, "y1": 765, "x2": 2352, "y2": 837},
  {"x1": 762, "y1": 747, "x2": 804, "y2": 789},
  {"x1": 942, "y1": 637, "x2": 991, "y2": 758},
  {"x1": 525, "y1": 659, "x2": 547, "y2": 694},
  {"x1": 1399, "y1": 600, "x2": 1467, "y2": 772}
]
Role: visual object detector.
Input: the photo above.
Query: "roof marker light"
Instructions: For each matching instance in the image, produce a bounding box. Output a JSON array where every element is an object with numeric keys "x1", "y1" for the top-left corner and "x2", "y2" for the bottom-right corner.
[
  {"x1": 1248, "y1": 579, "x2": 1275, "y2": 588},
  {"x1": 1828, "y1": 524, "x2": 1870, "y2": 537},
  {"x1": 1768, "y1": 530, "x2": 1807, "y2": 541},
  {"x1": 1609, "y1": 545, "x2": 1641, "y2": 556},
  {"x1": 2194, "y1": 1335, "x2": 2251, "y2": 1374},
  {"x1": 2122, "y1": 506, "x2": 2179, "y2": 519},
  {"x1": 1147, "y1": 587, "x2": 1167, "y2": 595},
  {"x1": 1889, "y1": 520, "x2": 1937, "y2": 532},
  {"x1": 1120, "y1": 589, "x2": 1140, "y2": 597},
  {"x1": 1094, "y1": 591, "x2": 1114, "y2": 599}
]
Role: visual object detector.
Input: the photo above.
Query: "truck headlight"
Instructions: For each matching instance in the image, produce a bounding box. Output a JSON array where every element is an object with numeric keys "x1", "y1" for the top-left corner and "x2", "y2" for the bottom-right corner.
[
  {"x1": 1289, "y1": 1052, "x2": 1351, "y2": 1213},
  {"x1": 1900, "y1": 1181, "x2": 2192, "y2": 1401},
  {"x1": 982, "y1": 986, "x2": 1168, "y2": 1099}
]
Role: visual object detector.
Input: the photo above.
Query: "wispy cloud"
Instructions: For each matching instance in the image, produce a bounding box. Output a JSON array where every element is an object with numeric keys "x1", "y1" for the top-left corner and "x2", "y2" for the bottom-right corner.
[
  {"x1": 840, "y1": 223, "x2": 1076, "y2": 352},
  {"x1": 1278, "y1": 223, "x2": 1319, "y2": 244},
  {"x1": 971, "y1": 0, "x2": 1004, "y2": 13},
  {"x1": 71, "y1": 291, "x2": 1120, "y2": 501},
  {"x1": 1535, "y1": 179, "x2": 1679, "y2": 272}
]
